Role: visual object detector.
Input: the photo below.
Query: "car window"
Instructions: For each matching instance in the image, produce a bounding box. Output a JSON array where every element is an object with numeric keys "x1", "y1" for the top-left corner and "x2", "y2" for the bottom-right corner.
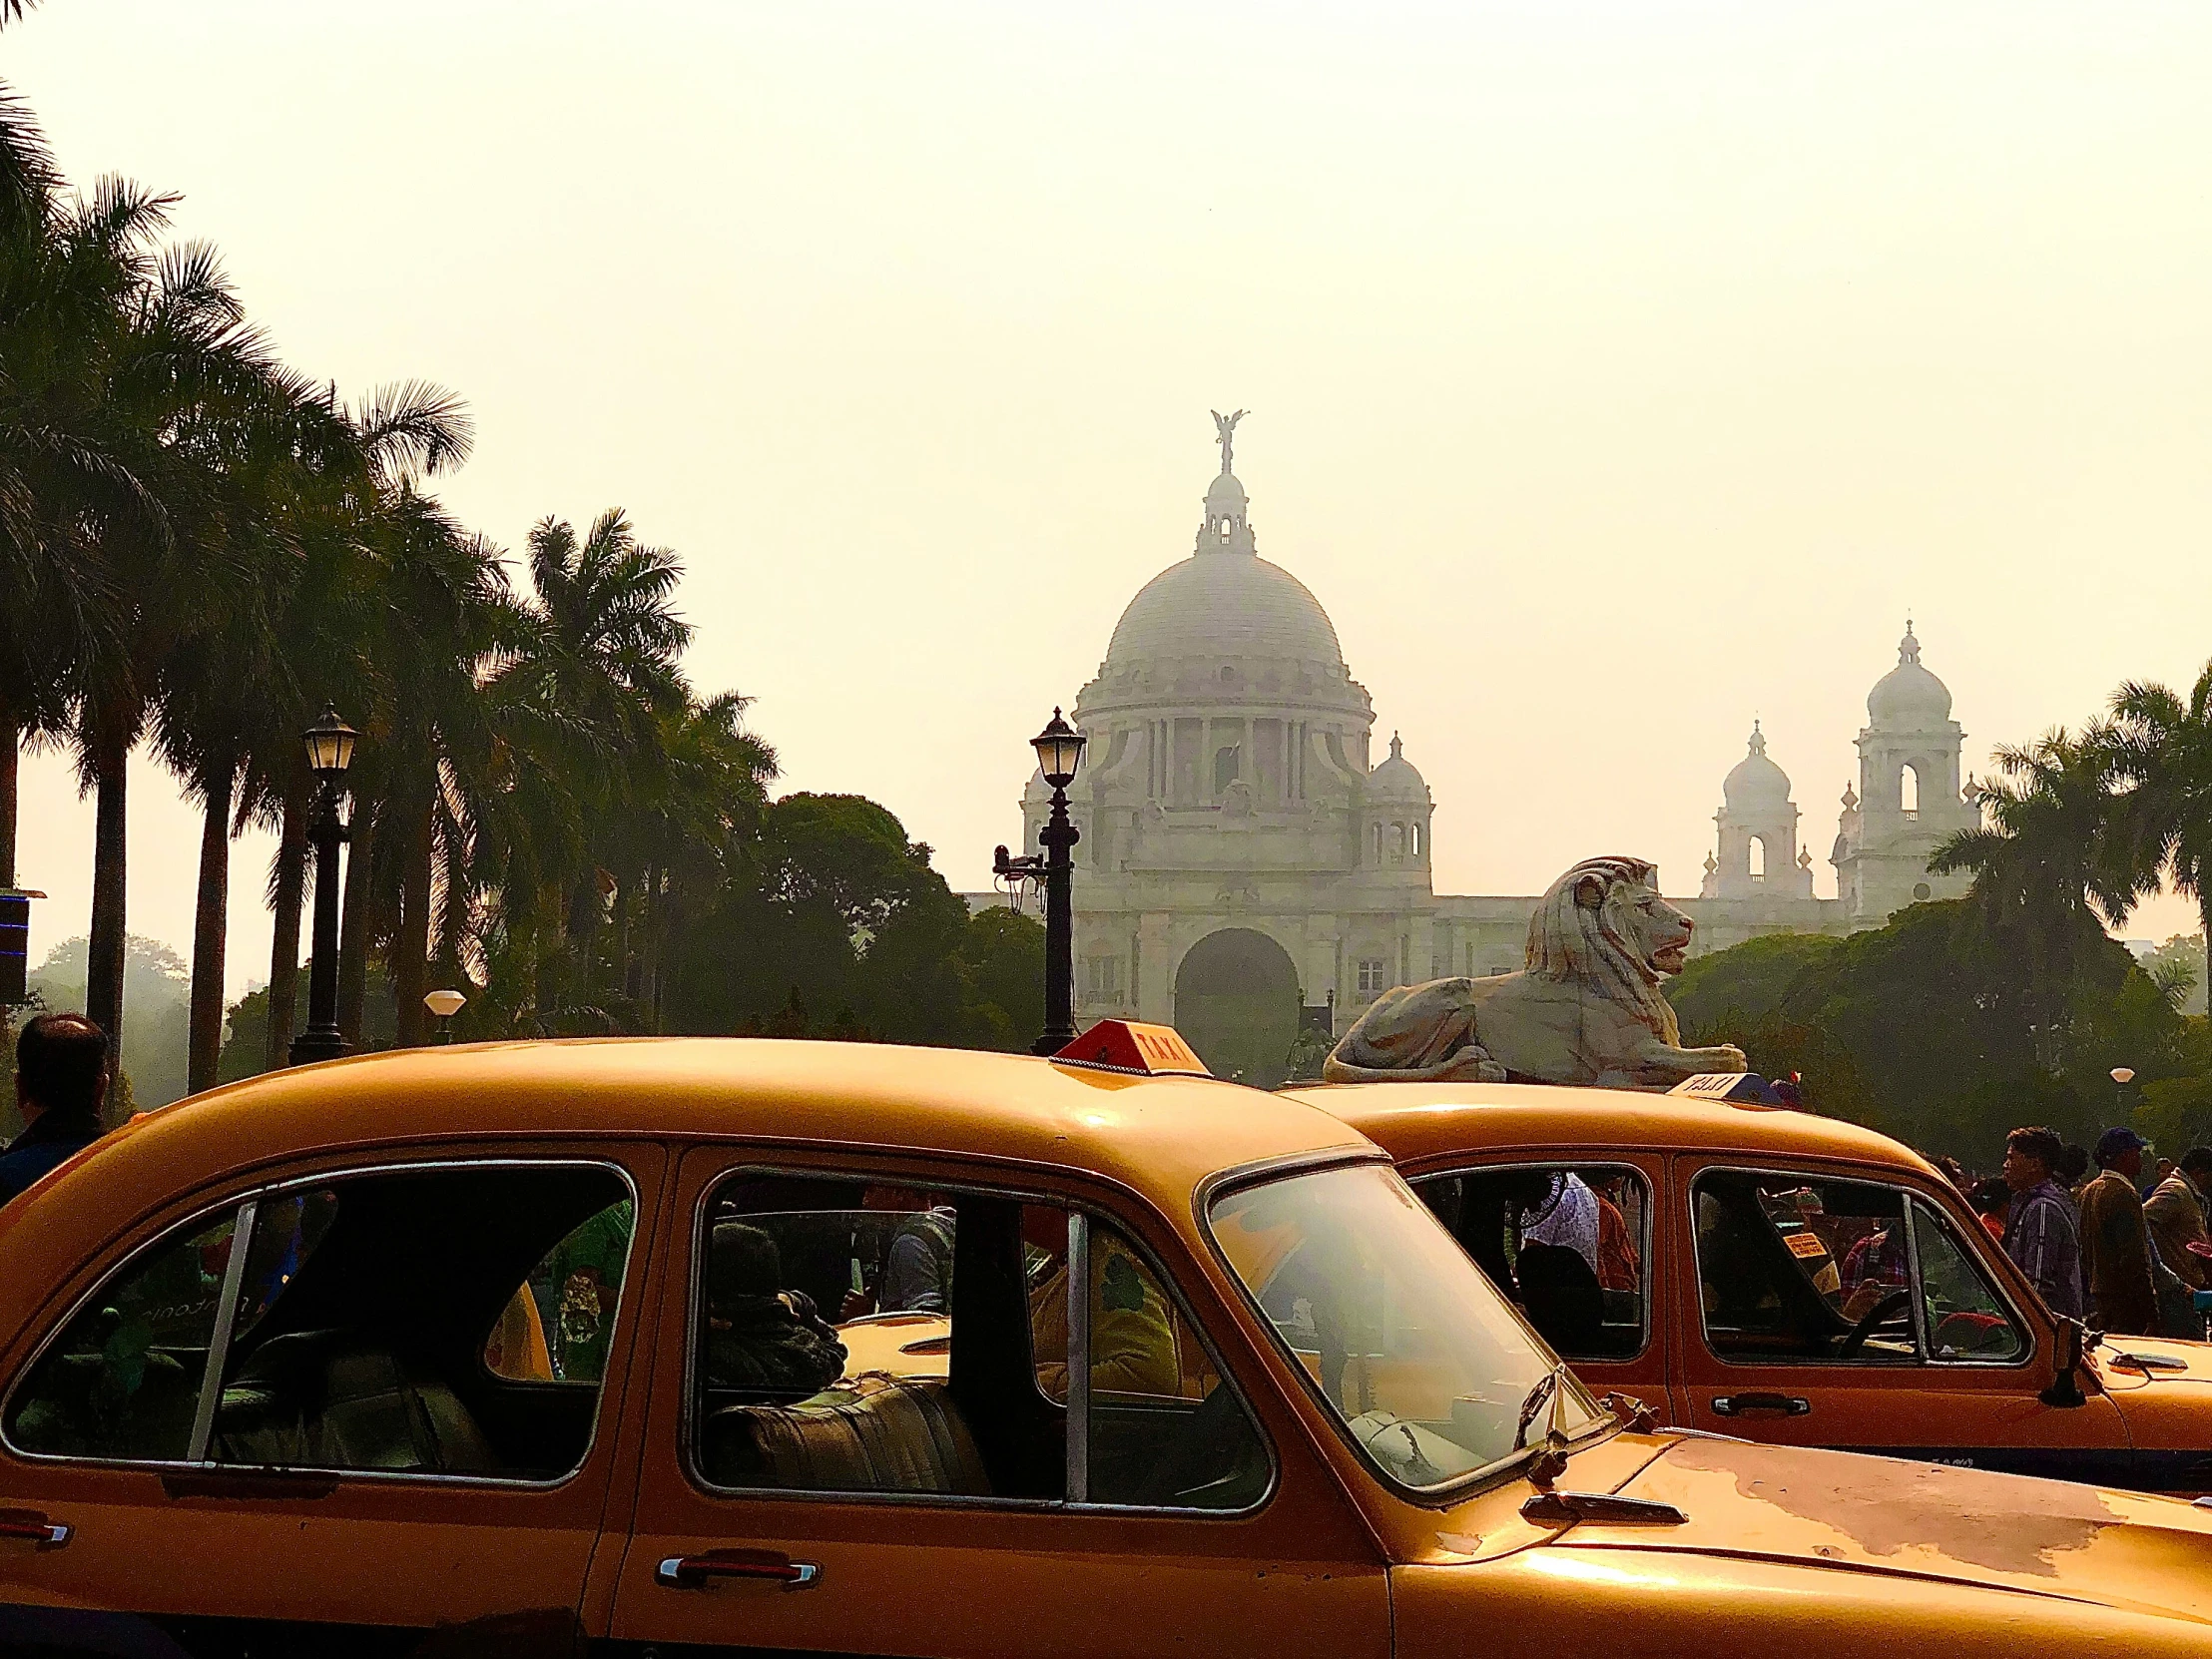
[
  {"x1": 1415, "y1": 1164, "x2": 1650, "y2": 1362},
  {"x1": 484, "y1": 1198, "x2": 636, "y2": 1383},
  {"x1": 1909, "y1": 1196, "x2": 2027, "y2": 1364},
  {"x1": 1209, "y1": 1161, "x2": 1606, "y2": 1496},
  {"x1": 5, "y1": 1207, "x2": 246, "y2": 1462},
  {"x1": 1025, "y1": 1210, "x2": 1264, "y2": 1510},
  {"x1": 1692, "y1": 1169, "x2": 1920, "y2": 1365},
  {"x1": 692, "y1": 1172, "x2": 1267, "y2": 1512},
  {"x1": 207, "y1": 1164, "x2": 634, "y2": 1480}
]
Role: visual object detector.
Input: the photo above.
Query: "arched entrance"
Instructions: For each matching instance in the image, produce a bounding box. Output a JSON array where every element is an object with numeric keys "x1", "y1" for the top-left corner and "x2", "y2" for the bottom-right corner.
[{"x1": 1174, "y1": 928, "x2": 1301, "y2": 1088}]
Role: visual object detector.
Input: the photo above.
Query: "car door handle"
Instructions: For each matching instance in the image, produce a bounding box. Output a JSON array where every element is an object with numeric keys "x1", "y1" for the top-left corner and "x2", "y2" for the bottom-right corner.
[
  {"x1": 1710, "y1": 1393, "x2": 1811, "y2": 1417},
  {"x1": 0, "y1": 1514, "x2": 71, "y2": 1547},
  {"x1": 656, "y1": 1551, "x2": 820, "y2": 1591}
]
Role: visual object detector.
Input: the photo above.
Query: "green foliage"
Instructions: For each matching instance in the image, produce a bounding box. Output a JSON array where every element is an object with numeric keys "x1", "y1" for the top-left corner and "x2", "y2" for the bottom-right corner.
[
  {"x1": 25, "y1": 934, "x2": 191, "y2": 1110},
  {"x1": 659, "y1": 795, "x2": 1044, "y2": 1051},
  {"x1": 1669, "y1": 900, "x2": 2194, "y2": 1163}
]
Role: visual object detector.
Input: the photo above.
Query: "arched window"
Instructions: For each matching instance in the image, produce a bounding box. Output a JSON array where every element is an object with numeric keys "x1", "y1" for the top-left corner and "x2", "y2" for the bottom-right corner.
[
  {"x1": 1901, "y1": 763, "x2": 1921, "y2": 816},
  {"x1": 1387, "y1": 824, "x2": 1405, "y2": 860},
  {"x1": 1748, "y1": 834, "x2": 1767, "y2": 878},
  {"x1": 1219, "y1": 517, "x2": 1232, "y2": 543},
  {"x1": 1214, "y1": 747, "x2": 1241, "y2": 792},
  {"x1": 1409, "y1": 822, "x2": 1422, "y2": 858},
  {"x1": 1371, "y1": 823, "x2": 1383, "y2": 861}
]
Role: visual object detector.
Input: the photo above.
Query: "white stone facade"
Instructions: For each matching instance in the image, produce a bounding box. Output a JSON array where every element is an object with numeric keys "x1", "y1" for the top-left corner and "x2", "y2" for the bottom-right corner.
[{"x1": 974, "y1": 426, "x2": 1980, "y2": 1083}]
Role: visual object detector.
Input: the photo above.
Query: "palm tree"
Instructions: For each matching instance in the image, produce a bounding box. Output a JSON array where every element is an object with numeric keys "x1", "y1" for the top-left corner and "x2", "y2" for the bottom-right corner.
[
  {"x1": 239, "y1": 380, "x2": 472, "y2": 1065},
  {"x1": 1932, "y1": 728, "x2": 2131, "y2": 1069},
  {"x1": 481, "y1": 510, "x2": 692, "y2": 1027},
  {"x1": 67, "y1": 227, "x2": 276, "y2": 1042},
  {"x1": 2105, "y1": 661, "x2": 2212, "y2": 951}
]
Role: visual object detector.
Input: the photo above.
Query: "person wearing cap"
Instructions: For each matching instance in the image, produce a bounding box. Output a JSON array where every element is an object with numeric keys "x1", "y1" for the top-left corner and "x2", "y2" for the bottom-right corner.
[
  {"x1": 2078, "y1": 1127, "x2": 2159, "y2": 1336},
  {"x1": 0, "y1": 1013, "x2": 110, "y2": 1208}
]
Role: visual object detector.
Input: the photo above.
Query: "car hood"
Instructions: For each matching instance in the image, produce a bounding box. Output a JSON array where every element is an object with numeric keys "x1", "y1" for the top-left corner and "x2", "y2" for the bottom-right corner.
[
  {"x1": 1541, "y1": 1435, "x2": 2212, "y2": 1621},
  {"x1": 2095, "y1": 1337, "x2": 2212, "y2": 1389}
]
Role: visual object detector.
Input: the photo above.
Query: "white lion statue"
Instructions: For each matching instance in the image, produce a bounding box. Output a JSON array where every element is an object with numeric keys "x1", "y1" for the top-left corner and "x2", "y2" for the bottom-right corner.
[{"x1": 1322, "y1": 855, "x2": 1747, "y2": 1091}]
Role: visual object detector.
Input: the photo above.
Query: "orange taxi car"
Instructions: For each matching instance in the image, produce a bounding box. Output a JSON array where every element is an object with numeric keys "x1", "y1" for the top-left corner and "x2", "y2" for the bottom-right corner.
[
  {"x1": 0, "y1": 1037, "x2": 2206, "y2": 1657},
  {"x1": 1295, "y1": 1079, "x2": 2212, "y2": 1494}
]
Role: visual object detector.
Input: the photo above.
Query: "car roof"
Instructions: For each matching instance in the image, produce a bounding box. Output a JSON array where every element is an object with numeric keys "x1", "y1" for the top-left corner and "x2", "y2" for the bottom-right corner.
[
  {"x1": 1281, "y1": 1079, "x2": 1939, "y2": 1180},
  {"x1": 64, "y1": 1038, "x2": 1377, "y2": 1224}
]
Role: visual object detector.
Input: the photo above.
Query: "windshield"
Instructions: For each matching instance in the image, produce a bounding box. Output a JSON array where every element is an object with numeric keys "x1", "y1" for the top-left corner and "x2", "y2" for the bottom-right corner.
[{"x1": 1209, "y1": 1161, "x2": 1607, "y2": 1493}]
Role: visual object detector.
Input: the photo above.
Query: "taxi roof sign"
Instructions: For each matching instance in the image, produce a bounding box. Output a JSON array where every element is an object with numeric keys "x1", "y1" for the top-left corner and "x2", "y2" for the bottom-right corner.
[
  {"x1": 1669, "y1": 1071, "x2": 1787, "y2": 1107},
  {"x1": 1052, "y1": 1020, "x2": 1212, "y2": 1078}
]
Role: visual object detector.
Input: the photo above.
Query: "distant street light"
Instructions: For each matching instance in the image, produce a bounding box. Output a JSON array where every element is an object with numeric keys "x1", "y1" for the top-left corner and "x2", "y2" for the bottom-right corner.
[
  {"x1": 992, "y1": 708, "x2": 1087, "y2": 1053},
  {"x1": 424, "y1": 988, "x2": 467, "y2": 1044},
  {"x1": 288, "y1": 707, "x2": 358, "y2": 1066},
  {"x1": 2112, "y1": 1065, "x2": 2136, "y2": 1118}
]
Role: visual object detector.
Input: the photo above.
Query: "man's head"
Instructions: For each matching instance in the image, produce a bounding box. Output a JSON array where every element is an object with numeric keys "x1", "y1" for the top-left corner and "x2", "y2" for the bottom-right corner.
[
  {"x1": 2178, "y1": 1147, "x2": 2212, "y2": 1190},
  {"x1": 2095, "y1": 1125, "x2": 2149, "y2": 1179},
  {"x1": 2002, "y1": 1126, "x2": 2064, "y2": 1194},
  {"x1": 15, "y1": 1013, "x2": 109, "y2": 1127},
  {"x1": 2056, "y1": 1143, "x2": 2091, "y2": 1187}
]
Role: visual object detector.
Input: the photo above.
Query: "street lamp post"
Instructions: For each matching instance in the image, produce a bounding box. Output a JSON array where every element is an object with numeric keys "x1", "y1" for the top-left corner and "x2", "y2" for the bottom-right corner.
[
  {"x1": 287, "y1": 707, "x2": 358, "y2": 1066},
  {"x1": 2111, "y1": 1065, "x2": 2136, "y2": 1118},
  {"x1": 993, "y1": 708, "x2": 1086, "y2": 1054}
]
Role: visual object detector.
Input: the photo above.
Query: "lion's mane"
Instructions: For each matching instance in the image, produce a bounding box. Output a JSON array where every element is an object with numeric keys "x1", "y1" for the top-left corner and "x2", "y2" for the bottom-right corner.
[{"x1": 1524, "y1": 855, "x2": 1683, "y2": 1045}]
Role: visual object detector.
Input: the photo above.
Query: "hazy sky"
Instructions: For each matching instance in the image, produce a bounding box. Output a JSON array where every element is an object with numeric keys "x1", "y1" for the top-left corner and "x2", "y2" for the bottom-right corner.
[{"x1": 9, "y1": 1, "x2": 2211, "y2": 999}]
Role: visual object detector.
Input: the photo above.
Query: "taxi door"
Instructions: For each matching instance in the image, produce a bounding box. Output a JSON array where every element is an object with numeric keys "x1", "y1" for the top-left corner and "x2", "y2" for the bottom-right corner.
[
  {"x1": 0, "y1": 1142, "x2": 665, "y2": 1657},
  {"x1": 591, "y1": 1143, "x2": 1389, "y2": 1659},
  {"x1": 1669, "y1": 1155, "x2": 2132, "y2": 1485}
]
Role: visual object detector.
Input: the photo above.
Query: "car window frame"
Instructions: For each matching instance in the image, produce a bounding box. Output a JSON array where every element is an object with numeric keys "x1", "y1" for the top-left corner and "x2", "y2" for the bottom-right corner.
[
  {"x1": 1, "y1": 1154, "x2": 641, "y2": 1491},
  {"x1": 1194, "y1": 1147, "x2": 1619, "y2": 1510},
  {"x1": 1687, "y1": 1161, "x2": 2034, "y2": 1374},
  {"x1": 1405, "y1": 1158, "x2": 1657, "y2": 1364},
  {"x1": 682, "y1": 1159, "x2": 1278, "y2": 1520}
]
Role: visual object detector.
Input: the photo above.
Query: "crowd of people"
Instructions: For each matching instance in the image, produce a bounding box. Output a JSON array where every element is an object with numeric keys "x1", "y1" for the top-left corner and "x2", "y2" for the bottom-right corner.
[{"x1": 1944, "y1": 1126, "x2": 2212, "y2": 1341}]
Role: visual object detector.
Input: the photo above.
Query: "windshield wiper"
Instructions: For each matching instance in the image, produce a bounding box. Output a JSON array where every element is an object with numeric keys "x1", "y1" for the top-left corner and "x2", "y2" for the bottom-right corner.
[{"x1": 1514, "y1": 1362, "x2": 1571, "y2": 1450}]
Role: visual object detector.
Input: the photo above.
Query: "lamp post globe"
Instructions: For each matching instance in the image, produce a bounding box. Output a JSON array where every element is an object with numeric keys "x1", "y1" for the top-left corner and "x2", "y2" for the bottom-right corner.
[
  {"x1": 1030, "y1": 708, "x2": 1085, "y2": 1054},
  {"x1": 424, "y1": 988, "x2": 467, "y2": 1045},
  {"x1": 288, "y1": 707, "x2": 359, "y2": 1066}
]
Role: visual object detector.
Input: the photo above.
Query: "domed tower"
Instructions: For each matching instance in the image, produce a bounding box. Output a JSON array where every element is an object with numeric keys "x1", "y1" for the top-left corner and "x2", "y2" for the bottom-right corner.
[
  {"x1": 1702, "y1": 722, "x2": 1813, "y2": 898},
  {"x1": 1833, "y1": 623, "x2": 1975, "y2": 925},
  {"x1": 1362, "y1": 734, "x2": 1432, "y2": 880},
  {"x1": 1026, "y1": 412, "x2": 1403, "y2": 1082}
]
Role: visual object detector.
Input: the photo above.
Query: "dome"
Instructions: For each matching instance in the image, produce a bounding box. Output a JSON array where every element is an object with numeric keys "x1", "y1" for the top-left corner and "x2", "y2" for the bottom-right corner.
[
  {"x1": 1868, "y1": 623, "x2": 1952, "y2": 726},
  {"x1": 1723, "y1": 722, "x2": 1791, "y2": 808},
  {"x1": 1367, "y1": 733, "x2": 1427, "y2": 799},
  {"x1": 1105, "y1": 554, "x2": 1343, "y2": 667},
  {"x1": 1103, "y1": 464, "x2": 1345, "y2": 669}
]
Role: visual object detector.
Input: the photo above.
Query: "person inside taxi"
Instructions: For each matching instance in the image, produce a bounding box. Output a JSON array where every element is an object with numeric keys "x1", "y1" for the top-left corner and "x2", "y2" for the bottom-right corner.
[
  {"x1": 703, "y1": 1221, "x2": 848, "y2": 1397},
  {"x1": 2078, "y1": 1127, "x2": 2159, "y2": 1337},
  {"x1": 0, "y1": 1013, "x2": 109, "y2": 1208},
  {"x1": 1837, "y1": 1219, "x2": 1910, "y2": 1321},
  {"x1": 2000, "y1": 1126, "x2": 2084, "y2": 1321},
  {"x1": 1024, "y1": 1209, "x2": 1183, "y2": 1399}
]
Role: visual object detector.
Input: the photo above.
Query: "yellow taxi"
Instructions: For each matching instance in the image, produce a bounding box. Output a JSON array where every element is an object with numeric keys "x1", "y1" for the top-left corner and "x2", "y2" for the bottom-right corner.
[
  {"x1": 0, "y1": 1032, "x2": 2206, "y2": 1656},
  {"x1": 1292, "y1": 1078, "x2": 2212, "y2": 1494}
]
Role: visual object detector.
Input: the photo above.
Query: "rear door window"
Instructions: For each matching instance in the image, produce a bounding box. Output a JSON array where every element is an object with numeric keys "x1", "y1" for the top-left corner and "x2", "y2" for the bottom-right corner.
[
  {"x1": 692, "y1": 1171, "x2": 1268, "y2": 1511},
  {"x1": 1414, "y1": 1164, "x2": 1650, "y2": 1362}
]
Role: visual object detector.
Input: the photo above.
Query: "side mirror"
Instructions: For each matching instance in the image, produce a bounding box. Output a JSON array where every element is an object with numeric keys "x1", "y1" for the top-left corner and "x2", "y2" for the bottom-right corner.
[{"x1": 2039, "y1": 1317, "x2": 2086, "y2": 1408}]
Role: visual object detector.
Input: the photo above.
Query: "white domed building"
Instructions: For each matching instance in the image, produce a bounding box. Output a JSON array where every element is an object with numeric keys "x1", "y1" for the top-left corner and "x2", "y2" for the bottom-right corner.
[{"x1": 987, "y1": 420, "x2": 1980, "y2": 1082}]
